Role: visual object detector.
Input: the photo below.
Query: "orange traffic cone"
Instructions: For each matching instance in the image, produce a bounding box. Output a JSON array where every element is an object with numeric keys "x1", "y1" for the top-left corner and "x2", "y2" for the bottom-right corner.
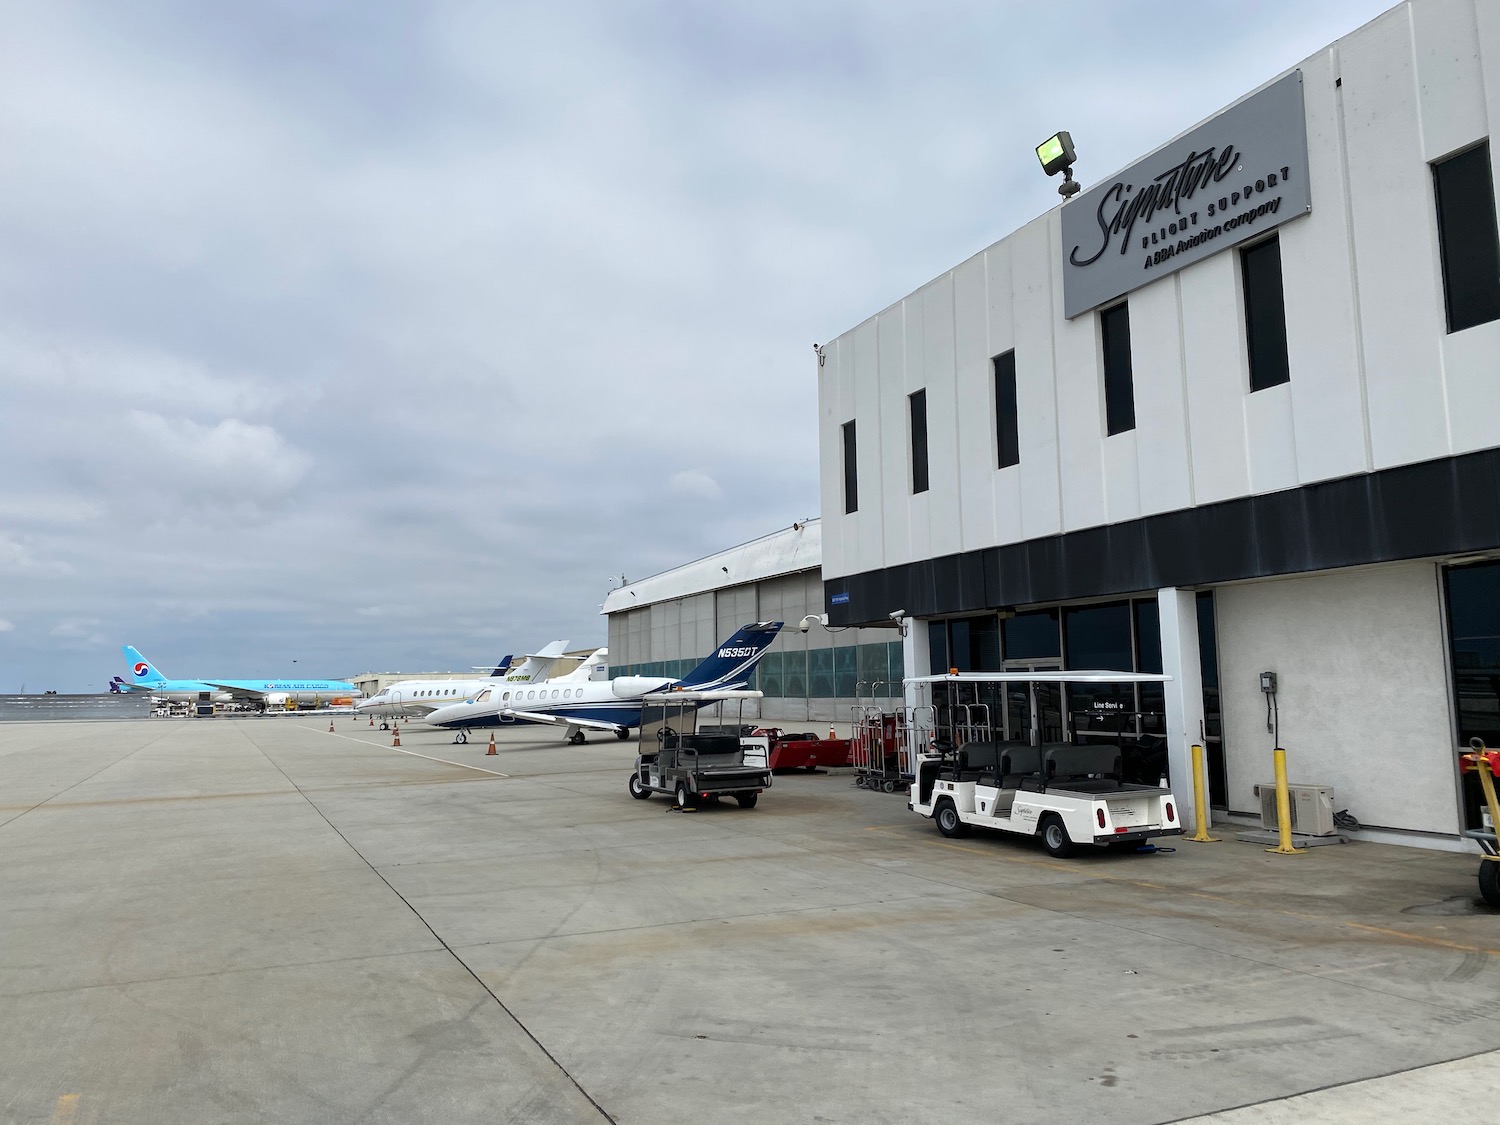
[
  {"x1": 369, "y1": 715, "x2": 374, "y2": 727},
  {"x1": 828, "y1": 723, "x2": 837, "y2": 740},
  {"x1": 392, "y1": 727, "x2": 401, "y2": 748},
  {"x1": 486, "y1": 733, "x2": 497, "y2": 756},
  {"x1": 328, "y1": 720, "x2": 334, "y2": 732}
]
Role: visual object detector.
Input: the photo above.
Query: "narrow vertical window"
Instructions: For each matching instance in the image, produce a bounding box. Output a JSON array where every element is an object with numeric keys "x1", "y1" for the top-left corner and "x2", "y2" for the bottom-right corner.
[
  {"x1": 1242, "y1": 235, "x2": 1291, "y2": 391},
  {"x1": 1100, "y1": 302, "x2": 1135, "y2": 435},
  {"x1": 1433, "y1": 141, "x2": 1500, "y2": 333},
  {"x1": 908, "y1": 389, "x2": 929, "y2": 494},
  {"x1": 841, "y1": 419, "x2": 858, "y2": 514},
  {"x1": 993, "y1": 350, "x2": 1019, "y2": 468}
]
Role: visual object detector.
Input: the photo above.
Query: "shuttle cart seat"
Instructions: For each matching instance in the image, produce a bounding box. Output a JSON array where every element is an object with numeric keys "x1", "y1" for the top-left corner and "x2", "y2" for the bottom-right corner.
[
  {"x1": 949, "y1": 741, "x2": 1033, "y2": 783},
  {"x1": 1042, "y1": 743, "x2": 1123, "y2": 783},
  {"x1": 998, "y1": 744, "x2": 1044, "y2": 785},
  {"x1": 682, "y1": 734, "x2": 741, "y2": 756}
]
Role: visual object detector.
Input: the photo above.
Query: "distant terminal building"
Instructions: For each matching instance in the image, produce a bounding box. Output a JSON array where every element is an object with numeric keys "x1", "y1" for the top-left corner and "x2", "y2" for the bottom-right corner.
[
  {"x1": 601, "y1": 519, "x2": 902, "y2": 724},
  {"x1": 814, "y1": 0, "x2": 1500, "y2": 845}
]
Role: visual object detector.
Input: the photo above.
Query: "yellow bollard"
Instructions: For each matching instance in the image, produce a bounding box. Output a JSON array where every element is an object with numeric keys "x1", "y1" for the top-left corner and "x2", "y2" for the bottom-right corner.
[
  {"x1": 1266, "y1": 747, "x2": 1306, "y2": 855},
  {"x1": 1187, "y1": 744, "x2": 1219, "y2": 843}
]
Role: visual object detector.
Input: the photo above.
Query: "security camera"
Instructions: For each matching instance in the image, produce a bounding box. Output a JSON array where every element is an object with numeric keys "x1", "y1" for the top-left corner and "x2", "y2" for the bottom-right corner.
[
  {"x1": 798, "y1": 613, "x2": 826, "y2": 633},
  {"x1": 889, "y1": 609, "x2": 907, "y2": 622}
]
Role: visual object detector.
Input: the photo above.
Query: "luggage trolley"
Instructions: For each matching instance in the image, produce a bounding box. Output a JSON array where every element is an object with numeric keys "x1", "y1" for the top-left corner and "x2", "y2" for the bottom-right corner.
[{"x1": 850, "y1": 688, "x2": 929, "y2": 794}]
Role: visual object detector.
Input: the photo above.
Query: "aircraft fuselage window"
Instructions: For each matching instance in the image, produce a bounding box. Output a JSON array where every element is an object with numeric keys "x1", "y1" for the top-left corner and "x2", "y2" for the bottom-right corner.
[{"x1": 502, "y1": 692, "x2": 510, "y2": 701}]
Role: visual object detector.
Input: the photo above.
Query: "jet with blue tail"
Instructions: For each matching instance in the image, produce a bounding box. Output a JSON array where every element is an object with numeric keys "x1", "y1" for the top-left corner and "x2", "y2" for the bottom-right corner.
[{"x1": 423, "y1": 622, "x2": 783, "y2": 744}]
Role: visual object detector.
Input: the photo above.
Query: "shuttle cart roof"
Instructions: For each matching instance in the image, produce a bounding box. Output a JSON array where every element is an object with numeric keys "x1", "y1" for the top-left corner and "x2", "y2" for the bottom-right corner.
[{"x1": 905, "y1": 670, "x2": 1172, "y2": 685}]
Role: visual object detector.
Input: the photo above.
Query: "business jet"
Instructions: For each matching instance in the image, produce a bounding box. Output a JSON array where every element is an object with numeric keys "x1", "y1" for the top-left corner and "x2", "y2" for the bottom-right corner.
[
  {"x1": 355, "y1": 641, "x2": 573, "y2": 718},
  {"x1": 116, "y1": 646, "x2": 360, "y2": 709},
  {"x1": 423, "y1": 622, "x2": 782, "y2": 744}
]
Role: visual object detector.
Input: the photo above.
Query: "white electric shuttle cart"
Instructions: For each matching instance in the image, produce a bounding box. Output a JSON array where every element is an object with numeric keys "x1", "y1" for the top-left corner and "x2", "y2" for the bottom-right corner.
[{"x1": 906, "y1": 671, "x2": 1183, "y2": 856}]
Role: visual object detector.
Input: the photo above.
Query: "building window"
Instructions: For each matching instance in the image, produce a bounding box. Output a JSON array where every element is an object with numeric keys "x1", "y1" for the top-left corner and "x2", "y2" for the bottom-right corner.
[
  {"x1": 1100, "y1": 302, "x2": 1135, "y2": 435},
  {"x1": 994, "y1": 350, "x2": 1019, "y2": 468},
  {"x1": 841, "y1": 419, "x2": 858, "y2": 514},
  {"x1": 1433, "y1": 142, "x2": 1500, "y2": 334},
  {"x1": 909, "y1": 389, "x2": 929, "y2": 494},
  {"x1": 1444, "y1": 561, "x2": 1500, "y2": 829},
  {"x1": 1241, "y1": 236, "x2": 1291, "y2": 391},
  {"x1": 1002, "y1": 609, "x2": 1061, "y2": 661}
]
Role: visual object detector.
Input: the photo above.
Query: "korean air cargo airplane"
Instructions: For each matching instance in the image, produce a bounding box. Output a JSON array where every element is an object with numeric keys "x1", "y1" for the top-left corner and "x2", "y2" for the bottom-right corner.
[
  {"x1": 115, "y1": 646, "x2": 360, "y2": 709},
  {"x1": 423, "y1": 623, "x2": 782, "y2": 744}
]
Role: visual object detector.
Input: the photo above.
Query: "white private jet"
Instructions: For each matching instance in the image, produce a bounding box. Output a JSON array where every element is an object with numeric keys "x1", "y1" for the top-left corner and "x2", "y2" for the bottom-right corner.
[
  {"x1": 424, "y1": 623, "x2": 781, "y2": 745},
  {"x1": 356, "y1": 641, "x2": 571, "y2": 719}
]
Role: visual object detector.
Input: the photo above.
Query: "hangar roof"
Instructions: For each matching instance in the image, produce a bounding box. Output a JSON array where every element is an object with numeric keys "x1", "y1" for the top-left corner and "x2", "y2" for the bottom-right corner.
[{"x1": 601, "y1": 520, "x2": 820, "y2": 614}]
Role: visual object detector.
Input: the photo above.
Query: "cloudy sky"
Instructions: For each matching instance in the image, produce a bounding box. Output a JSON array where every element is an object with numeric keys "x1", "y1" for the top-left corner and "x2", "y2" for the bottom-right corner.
[{"x1": 2, "y1": 0, "x2": 1395, "y2": 691}]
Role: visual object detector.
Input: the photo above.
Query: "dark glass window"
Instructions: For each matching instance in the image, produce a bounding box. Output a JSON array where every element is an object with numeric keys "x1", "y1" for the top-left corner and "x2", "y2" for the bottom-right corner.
[
  {"x1": 928, "y1": 622, "x2": 950, "y2": 675},
  {"x1": 1002, "y1": 609, "x2": 1060, "y2": 661},
  {"x1": 1100, "y1": 302, "x2": 1135, "y2": 435},
  {"x1": 841, "y1": 420, "x2": 858, "y2": 514},
  {"x1": 943, "y1": 615, "x2": 1001, "y2": 672},
  {"x1": 1063, "y1": 602, "x2": 1133, "y2": 669},
  {"x1": 1433, "y1": 142, "x2": 1500, "y2": 334},
  {"x1": 1446, "y1": 561, "x2": 1500, "y2": 748},
  {"x1": 1134, "y1": 600, "x2": 1163, "y2": 674},
  {"x1": 1241, "y1": 236, "x2": 1291, "y2": 391},
  {"x1": 994, "y1": 350, "x2": 1019, "y2": 468},
  {"x1": 909, "y1": 390, "x2": 929, "y2": 494},
  {"x1": 1197, "y1": 590, "x2": 1225, "y2": 807}
]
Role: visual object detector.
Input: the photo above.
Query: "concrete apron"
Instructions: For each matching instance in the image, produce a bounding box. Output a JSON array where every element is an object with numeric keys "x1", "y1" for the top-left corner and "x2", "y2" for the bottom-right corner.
[{"x1": 2, "y1": 717, "x2": 1498, "y2": 1125}]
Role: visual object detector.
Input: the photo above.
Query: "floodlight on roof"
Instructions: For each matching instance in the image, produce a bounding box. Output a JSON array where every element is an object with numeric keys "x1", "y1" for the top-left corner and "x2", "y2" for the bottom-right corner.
[{"x1": 1036, "y1": 131, "x2": 1081, "y2": 199}]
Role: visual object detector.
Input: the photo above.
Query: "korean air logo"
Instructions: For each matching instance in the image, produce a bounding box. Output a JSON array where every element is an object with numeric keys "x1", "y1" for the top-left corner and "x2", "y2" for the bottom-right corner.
[
  {"x1": 719, "y1": 647, "x2": 757, "y2": 658},
  {"x1": 133, "y1": 662, "x2": 151, "y2": 678}
]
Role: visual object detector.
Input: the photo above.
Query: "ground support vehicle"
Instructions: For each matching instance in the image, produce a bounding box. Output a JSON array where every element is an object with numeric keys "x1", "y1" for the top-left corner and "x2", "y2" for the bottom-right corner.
[
  {"x1": 1460, "y1": 739, "x2": 1500, "y2": 907},
  {"x1": 755, "y1": 729, "x2": 852, "y2": 771},
  {"x1": 905, "y1": 672, "x2": 1183, "y2": 856},
  {"x1": 627, "y1": 691, "x2": 771, "y2": 810}
]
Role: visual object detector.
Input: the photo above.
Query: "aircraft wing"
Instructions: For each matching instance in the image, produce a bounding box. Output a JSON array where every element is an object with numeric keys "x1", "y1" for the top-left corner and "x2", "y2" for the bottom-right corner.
[
  {"x1": 198, "y1": 682, "x2": 277, "y2": 702},
  {"x1": 502, "y1": 709, "x2": 623, "y2": 732}
]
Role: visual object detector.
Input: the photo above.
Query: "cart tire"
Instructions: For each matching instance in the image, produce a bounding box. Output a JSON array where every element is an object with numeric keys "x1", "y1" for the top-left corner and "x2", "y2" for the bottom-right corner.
[
  {"x1": 735, "y1": 792, "x2": 759, "y2": 809},
  {"x1": 628, "y1": 773, "x2": 651, "y2": 800},
  {"x1": 881, "y1": 779, "x2": 897, "y2": 794},
  {"x1": 935, "y1": 800, "x2": 969, "y2": 838},
  {"x1": 1041, "y1": 814, "x2": 1074, "y2": 858},
  {"x1": 854, "y1": 776, "x2": 867, "y2": 789},
  {"x1": 1480, "y1": 859, "x2": 1500, "y2": 907},
  {"x1": 676, "y1": 781, "x2": 696, "y2": 810}
]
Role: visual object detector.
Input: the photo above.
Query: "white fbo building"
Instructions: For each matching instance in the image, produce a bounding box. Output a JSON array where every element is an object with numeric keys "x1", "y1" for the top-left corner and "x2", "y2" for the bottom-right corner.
[{"x1": 816, "y1": 0, "x2": 1500, "y2": 844}]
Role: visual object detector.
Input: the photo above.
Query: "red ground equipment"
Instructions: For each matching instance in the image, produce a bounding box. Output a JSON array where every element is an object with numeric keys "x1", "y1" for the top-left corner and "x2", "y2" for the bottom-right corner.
[{"x1": 755, "y1": 728, "x2": 853, "y2": 771}]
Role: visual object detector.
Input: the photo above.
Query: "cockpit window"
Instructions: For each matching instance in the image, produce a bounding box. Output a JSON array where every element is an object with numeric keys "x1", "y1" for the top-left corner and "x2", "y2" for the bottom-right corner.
[{"x1": 475, "y1": 689, "x2": 491, "y2": 703}]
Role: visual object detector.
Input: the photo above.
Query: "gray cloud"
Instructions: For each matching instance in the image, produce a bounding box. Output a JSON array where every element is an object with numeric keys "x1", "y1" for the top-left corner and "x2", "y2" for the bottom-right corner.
[{"x1": 0, "y1": 0, "x2": 1395, "y2": 690}]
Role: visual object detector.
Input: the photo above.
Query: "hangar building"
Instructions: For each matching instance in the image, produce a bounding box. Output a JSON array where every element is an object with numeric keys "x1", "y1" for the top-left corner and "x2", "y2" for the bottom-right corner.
[{"x1": 601, "y1": 520, "x2": 904, "y2": 725}]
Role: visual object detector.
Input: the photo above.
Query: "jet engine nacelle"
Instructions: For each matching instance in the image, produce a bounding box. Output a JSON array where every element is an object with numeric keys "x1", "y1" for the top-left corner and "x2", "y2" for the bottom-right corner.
[
  {"x1": 610, "y1": 676, "x2": 674, "y2": 699},
  {"x1": 264, "y1": 692, "x2": 290, "y2": 709}
]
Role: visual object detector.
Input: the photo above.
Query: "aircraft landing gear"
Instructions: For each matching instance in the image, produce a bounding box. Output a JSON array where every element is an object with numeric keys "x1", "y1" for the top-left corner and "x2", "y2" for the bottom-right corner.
[
  {"x1": 453, "y1": 731, "x2": 468, "y2": 744},
  {"x1": 568, "y1": 731, "x2": 587, "y2": 746},
  {"x1": 615, "y1": 728, "x2": 630, "y2": 741},
  {"x1": 379, "y1": 720, "x2": 390, "y2": 731}
]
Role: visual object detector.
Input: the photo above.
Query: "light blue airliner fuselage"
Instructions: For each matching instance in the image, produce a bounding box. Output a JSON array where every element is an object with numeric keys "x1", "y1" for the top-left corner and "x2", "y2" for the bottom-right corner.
[{"x1": 114, "y1": 646, "x2": 359, "y2": 707}]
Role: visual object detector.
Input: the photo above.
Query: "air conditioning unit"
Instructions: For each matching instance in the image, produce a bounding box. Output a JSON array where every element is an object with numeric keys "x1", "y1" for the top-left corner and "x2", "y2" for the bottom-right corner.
[{"x1": 1254, "y1": 782, "x2": 1336, "y2": 836}]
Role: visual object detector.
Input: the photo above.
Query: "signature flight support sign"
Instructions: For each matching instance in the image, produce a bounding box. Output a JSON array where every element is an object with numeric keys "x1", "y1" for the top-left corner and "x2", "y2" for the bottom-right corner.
[{"x1": 1061, "y1": 71, "x2": 1311, "y2": 319}]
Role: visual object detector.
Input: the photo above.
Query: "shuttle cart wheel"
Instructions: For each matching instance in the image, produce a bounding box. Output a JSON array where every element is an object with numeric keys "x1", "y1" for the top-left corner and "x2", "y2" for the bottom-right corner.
[
  {"x1": 1479, "y1": 859, "x2": 1500, "y2": 908},
  {"x1": 568, "y1": 731, "x2": 586, "y2": 746},
  {"x1": 616, "y1": 728, "x2": 630, "y2": 741},
  {"x1": 628, "y1": 773, "x2": 651, "y2": 800},
  {"x1": 734, "y1": 792, "x2": 759, "y2": 809},
  {"x1": 675, "y1": 781, "x2": 697, "y2": 810},
  {"x1": 881, "y1": 779, "x2": 897, "y2": 794},
  {"x1": 935, "y1": 801, "x2": 969, "y2": 838},
  {"x1": 1040, "y1": 814, "x2": 1074, "y2": 858}
]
